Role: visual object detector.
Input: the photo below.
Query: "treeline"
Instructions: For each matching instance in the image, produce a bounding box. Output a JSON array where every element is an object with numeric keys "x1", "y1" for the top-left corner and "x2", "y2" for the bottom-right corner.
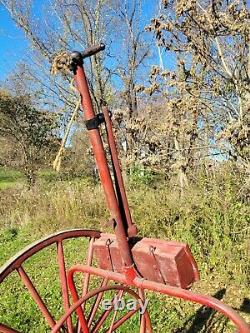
[{"x1": 0, "y1": 0, "x2": 249, "y2": 191}]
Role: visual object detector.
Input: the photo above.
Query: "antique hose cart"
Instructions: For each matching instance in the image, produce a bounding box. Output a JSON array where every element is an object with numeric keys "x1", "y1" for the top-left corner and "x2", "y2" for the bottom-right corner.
[{"x1": 0, "y1": 44, "x2": 249, "y2": 333}]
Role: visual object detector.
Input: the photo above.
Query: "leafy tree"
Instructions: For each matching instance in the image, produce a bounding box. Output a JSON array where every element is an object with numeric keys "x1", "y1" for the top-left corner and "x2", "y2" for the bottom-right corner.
[{"x1": 0, "y1": 90, "x2": 60, "y2": 186}]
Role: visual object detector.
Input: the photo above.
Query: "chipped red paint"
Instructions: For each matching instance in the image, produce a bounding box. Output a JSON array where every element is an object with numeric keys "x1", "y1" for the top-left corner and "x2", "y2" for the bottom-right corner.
[{"x1": 93, "y1": 233, "x2": 199, "y2": 288}]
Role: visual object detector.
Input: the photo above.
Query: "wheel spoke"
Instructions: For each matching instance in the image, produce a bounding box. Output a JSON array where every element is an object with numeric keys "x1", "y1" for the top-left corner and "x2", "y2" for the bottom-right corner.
[
  {"x1": 140, "y1": 314, "x2": 146, "y2": 333},
  {"x1": 57, "y1": 241, "x2": 73, "y2": 333},
  {"x1": 138, "y1": 289, "x2": 146, "y2": 333},
  {"x1": 17, "y1": 266, "x2": 56, "y2": 329},
  {"x1": 104, "y1": 307, "x2": 140, "y2": 333},
  {"x1": 87, "y1": 278, "x2": 109, "y2": 327},
  {"x1": 91, "y1": 290, "x2": 124, "y2": 333},
  {"x1": 76, "y1": 237, "x2": 95, "y2": 333},
  {"x1": 81, "y1": 238, "x2": 95, "y2": 307},
  {"x1": 106, "y1": 303, "x2": 118, "y2": 333}
]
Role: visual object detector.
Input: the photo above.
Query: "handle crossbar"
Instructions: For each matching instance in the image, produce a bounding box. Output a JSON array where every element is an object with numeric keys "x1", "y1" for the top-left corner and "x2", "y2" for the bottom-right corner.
[{"x1": 81, "y1": 43, "x2": 105, "y2": 59}]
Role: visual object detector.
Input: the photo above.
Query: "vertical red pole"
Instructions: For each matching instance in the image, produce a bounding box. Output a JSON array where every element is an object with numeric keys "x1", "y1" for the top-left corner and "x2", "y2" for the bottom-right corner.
[
  {"x1": 74, "y1": 64, "x2": 134, "y2": 268},
  {"x1": 102, "y1": 105, "x2": 137, "y2": 237}
]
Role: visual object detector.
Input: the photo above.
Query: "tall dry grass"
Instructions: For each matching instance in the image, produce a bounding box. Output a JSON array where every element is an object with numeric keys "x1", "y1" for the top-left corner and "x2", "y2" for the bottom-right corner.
[{"x1": 0, "y1": 168, "x2": 249, "y2": 331}]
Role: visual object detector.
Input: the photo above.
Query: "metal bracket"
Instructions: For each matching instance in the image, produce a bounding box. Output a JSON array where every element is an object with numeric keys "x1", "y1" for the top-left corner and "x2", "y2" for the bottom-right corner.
[
  {"x1": 85, "y1": 113, "x2": 105, "y2": 130},
  {"x1": 85, "y1": 111, "x2": 112, "y2": 130}
]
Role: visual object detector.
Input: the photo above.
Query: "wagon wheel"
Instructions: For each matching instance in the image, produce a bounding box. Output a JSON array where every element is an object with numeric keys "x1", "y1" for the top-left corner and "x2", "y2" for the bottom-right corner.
[{"x1": 0, "y1": 229, "x2": 152, "y2": 333}]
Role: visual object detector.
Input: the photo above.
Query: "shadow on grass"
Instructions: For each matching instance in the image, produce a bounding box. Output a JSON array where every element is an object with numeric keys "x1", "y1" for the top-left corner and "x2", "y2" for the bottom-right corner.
[
  {"x1": 174, "y1": 289, "x2": 228, "y2": 333},
  {"x1": 239, "y1": 298, "x2": 250, "y2": 314},
  {"x1": 174, "y1": 290, "x2": 250, "y2": 333}
]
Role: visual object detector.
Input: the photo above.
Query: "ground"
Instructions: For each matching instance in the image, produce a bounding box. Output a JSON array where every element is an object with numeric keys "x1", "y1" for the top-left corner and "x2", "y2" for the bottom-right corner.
[{"x1": 0, "y1": 167, "x2": 249, "y2": 332}]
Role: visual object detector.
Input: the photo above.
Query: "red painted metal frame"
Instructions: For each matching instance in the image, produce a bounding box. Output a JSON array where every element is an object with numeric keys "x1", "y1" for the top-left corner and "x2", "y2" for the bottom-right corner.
[
  {"x1": 67, "y1": 265, "x2": 250, "y2": 333},
  {"x1": 102, "y1": 105, "x2": 137, "y2": 237},
  {"x1": 74, "y1": 64, "x2": 135, "y2": 270}
]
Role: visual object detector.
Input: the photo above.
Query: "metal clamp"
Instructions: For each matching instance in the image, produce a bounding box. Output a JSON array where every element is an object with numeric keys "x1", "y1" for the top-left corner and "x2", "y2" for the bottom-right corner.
[{"x1": 85, "y1": 113, "x2": 105, "y2": 130}]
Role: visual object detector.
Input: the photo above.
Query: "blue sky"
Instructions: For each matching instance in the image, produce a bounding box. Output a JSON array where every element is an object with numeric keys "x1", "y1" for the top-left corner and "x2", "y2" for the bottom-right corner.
[
  {"x1": 0, "y1": 1, "x2": 164, "y2": 82},
  {"x1": 1, "y1": 0, "x2": 249, "y2": 84},
  {"x1": 0, "y1": 4, "x2": 29, "y2": 80}
]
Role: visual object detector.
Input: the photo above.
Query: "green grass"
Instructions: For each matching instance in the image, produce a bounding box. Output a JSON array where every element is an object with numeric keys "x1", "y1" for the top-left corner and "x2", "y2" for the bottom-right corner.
[
  {"x1": 0, "y1": 167, "x2": 85, "y2": 190},
  {"x1": 0, "y1": 167, "x2": 25, "y2": 189},
  {"x1": 0, "y1": 168, "x2": 249, "y2": 332}
]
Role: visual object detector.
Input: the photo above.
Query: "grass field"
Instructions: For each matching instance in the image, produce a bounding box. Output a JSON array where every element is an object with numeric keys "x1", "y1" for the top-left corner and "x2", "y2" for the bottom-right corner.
[
  {"x1": 0, "y1": 167, "x2": 249, "y2": 332},
  {"x1": 0, "y1": 167, "x2": 25, "y2": 190}
]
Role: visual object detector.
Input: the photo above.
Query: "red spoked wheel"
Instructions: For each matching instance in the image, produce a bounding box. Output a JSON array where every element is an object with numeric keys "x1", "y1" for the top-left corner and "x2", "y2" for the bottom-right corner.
[{"x1": 0, "y1": 230, "x2": 152, "y2": 333}]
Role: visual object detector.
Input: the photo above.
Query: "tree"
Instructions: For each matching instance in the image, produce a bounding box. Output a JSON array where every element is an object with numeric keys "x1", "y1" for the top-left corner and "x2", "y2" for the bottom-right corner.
[
  {"x1": 0, "y1": 0, "x2": 154, "y2": 110},
  {"x1": 146, "y1": 0, "x2": 249, "y2": 168},
  {"x1": 0, "y1": 90, "x2": 60, "y2": 186},
  {"x1": 1, "y1": 0, "x2": 157, "y2": 171},
  {"x1": 125, "y1": 0, "x2": 250, "y2": 194},
  {"x1": 65, "y1": 123, "x2": 96, "y2": 177},
  {"x1": 111, "y1": 0, "x2": 152, "y2": 116}
]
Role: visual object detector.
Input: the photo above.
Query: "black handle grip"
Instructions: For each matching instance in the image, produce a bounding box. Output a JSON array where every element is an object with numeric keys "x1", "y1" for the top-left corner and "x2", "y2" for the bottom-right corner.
[{"x1": 81, "y1": 43, "x2": 105, "y2": 59}]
